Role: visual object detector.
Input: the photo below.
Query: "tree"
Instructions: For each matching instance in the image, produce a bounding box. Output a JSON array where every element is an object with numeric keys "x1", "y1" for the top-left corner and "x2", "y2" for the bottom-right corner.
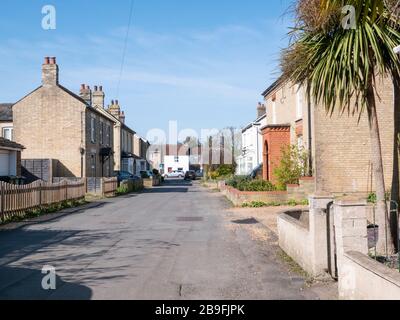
[{"x1": 281, "y1": 0, "x2": 400, "y2": 254}]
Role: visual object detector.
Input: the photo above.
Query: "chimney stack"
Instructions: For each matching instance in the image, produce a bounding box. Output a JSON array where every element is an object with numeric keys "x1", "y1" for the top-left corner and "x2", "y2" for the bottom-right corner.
[
  {"x1": 119, "y1": 111, "x2": 126, "y2": 124},
  {"x1": 108, "y1": 99, "x2": 121, "y2": 119},
  {"x1": 92, "y1": 85, "x2": 105, "y2": 108},
  {"x1": 79, "y1": 84, "x2": 92, "y2": 106},
  {"x1": 42, "y1": 56, "x2": 59, "y2": 87},
  {"x1": 257, "y1": 102, "x2": 266, "y2": 118}
]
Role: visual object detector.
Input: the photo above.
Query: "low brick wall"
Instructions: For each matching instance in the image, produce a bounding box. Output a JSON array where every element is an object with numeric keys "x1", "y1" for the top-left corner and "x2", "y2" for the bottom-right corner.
[
  {"x1": 340, "y1": 251, "x2": 400, "y2": 300},
  {"x1": 219, "y1": 177, "x2": 315, "y2": 206}
]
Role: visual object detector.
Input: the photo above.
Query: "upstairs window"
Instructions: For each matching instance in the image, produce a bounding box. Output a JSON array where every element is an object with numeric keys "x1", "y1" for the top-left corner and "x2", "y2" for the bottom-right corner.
[
  {"x1": 106, "y1": 125, "x2": 111, "y2": 146},
  {"x1": 296, "y1": 85, "x2": 304, "y2": 120},
  {"x1": 272, "y1": 100, "x2": 277, "y2": 124},
  {"x1": 91, "y1": 117, "x2": 96, "y2": 143},
  {"x1": 2, "y1": 127, "x2": 13, "y2": 141},
  {"x1": 99, "y1": 121, "x2": 104, "y2": 145}
]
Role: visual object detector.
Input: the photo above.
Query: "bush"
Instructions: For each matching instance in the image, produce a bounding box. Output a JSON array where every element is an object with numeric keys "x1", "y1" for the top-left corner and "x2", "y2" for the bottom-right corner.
[
  {"x1": 227, "y1": 176, "x2": 276, "y2": 192},
  {"x1": 208, "y1": 165, "x2": 236, "y2": 180},
  {"x1": 116, "y1": 185, "x2": 129, "y2": 195},
  {"x1": 274, "y1": 145, "x2": 309, "y2": 191},
  {"x1": 238, "y1": 180, "x2": 276, "y2": 192},
  {"x1": 226, "y1": 176, "x2": 250, "y2": 189}
]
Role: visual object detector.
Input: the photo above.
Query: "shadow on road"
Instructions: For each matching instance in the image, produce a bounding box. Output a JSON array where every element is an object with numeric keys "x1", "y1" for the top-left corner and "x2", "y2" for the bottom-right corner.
[
  {"x1": 0, "y1": 265, "x2": 93, "y2": 300},
  {"x1": 144, "y1": 179, "x2": 194, "y2": 194}
]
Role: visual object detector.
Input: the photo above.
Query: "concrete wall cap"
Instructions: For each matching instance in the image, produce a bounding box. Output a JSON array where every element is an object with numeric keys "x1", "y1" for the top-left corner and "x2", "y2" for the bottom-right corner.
[
  {"x1": 335, "y1": 197, "x2": 367, "y2": 206},
  {"x1": 345, "y1": 251, "x2": 400, "y2": 287},
  {"x1": 310, "y1": 193, "x2": 334, "y2": 200}
]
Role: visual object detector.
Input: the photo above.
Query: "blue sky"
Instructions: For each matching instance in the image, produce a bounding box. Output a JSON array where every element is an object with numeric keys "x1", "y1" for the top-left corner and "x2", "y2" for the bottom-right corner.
[{"x1": 0, "y1": 0, "x2": 293, "y2": 139}]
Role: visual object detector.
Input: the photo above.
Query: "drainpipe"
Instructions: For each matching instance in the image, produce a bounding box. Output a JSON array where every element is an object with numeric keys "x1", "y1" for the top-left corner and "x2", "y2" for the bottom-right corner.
[{"x1": 307, "y1": 90, "x2": 313, "y2": 177}]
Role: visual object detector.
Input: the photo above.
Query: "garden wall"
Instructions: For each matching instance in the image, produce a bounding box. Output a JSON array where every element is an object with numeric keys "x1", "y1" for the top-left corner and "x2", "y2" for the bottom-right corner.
[
  {"x1": 143, "y1": 176, "x2": 161, "y2": 188},
  {"x1": 340, "y1": 251, "x2": 400, "y2": 300},
  {"x1": 278, "y1": 211, "x2": 313, "y2": 274},
  {"x1": 220, "y1": 177, "x2": 315, "y2": 206}
]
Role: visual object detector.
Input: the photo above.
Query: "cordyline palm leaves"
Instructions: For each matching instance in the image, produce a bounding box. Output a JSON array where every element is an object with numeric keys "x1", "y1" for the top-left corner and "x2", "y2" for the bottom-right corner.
[{"x1": 282, "y1": 0, "x2": 400, "y2": 254}]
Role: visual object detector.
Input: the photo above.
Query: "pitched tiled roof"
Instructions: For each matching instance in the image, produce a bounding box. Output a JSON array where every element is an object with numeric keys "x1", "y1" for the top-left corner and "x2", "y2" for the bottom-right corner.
[
  {"x1": 261, "y1": 76, "x2": 285, "y2": 97},
  {"x1": 0, "y1": 137, "x2": 24, "y2": 150},
  {"x1": 0, "y1": 104, "x2": 13, "y2": 122}
]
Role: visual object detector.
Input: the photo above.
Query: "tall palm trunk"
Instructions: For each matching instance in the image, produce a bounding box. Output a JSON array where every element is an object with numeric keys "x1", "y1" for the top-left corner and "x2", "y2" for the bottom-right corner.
[
  {"x1": 367, "y1": 76, "x2": 396, "y2": 255},
  {"x1": 391, "y1": 73, "x2": 400, "y2": 252}
]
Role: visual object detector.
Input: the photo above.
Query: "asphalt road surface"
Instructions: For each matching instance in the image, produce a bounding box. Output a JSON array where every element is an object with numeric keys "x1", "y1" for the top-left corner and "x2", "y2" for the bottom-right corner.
[{"x1": 0, "y1": 179, "x2": 320, "y2": 300}]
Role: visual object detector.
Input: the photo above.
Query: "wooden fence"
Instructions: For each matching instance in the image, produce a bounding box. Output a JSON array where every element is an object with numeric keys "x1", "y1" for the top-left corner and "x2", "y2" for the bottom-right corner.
[
  {"x1": 0, "y1": 179, "x2": 86, "y2": 221},
  {"x1": 103, "y1": 177, "x2": 118, "y2": 197}
]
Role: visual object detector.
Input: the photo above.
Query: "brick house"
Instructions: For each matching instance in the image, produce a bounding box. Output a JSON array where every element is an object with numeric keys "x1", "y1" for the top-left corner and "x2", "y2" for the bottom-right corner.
[
  {"x1": 261, "y1": 75, "x2": 394, "y2": 196},
  {"x1": 0, "y1": 104, "x2": 14, "y2": 141},
  {"x1": 236, "y1": 103, "x2": 267, "y2": 175},
  {"x1": 81, "y1": 85, "x2": 136, "y2": 174},
  {"x1": 133, "y1": 135, "x2": 151, "y2": 174},
  {"x1": 261, "y1": 78, "x2": 312, "y2": 184},
  {"x1": 13, "y1": 57, "x2": 115, "y2": 178},
  {"x1": 0, "y1": 137, "x2": 24, "y2": 180}
]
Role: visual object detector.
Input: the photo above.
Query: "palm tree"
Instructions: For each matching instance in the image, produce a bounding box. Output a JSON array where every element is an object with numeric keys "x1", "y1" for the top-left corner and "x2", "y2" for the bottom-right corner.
[{"x1": 281, "y1": 0, "x2": 400, "y2": 254}]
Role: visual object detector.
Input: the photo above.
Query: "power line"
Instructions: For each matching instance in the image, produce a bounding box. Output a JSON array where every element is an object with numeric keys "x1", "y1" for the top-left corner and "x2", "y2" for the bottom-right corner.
[{"x1": 116, "y1": 0, "x2": 135, "y2": 99}]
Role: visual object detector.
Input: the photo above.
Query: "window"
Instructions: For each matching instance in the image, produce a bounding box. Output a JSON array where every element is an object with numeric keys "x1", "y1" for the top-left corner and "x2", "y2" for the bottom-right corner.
[
  {"x1": 296, "y1": 85, "x2": 303, "y2": 120},
  {"x1": 272, "y1": 100, "x2": 277, "y2": 124},
  {"x1": 99, "y1": 121, "x2": 104, "y2": 145},
  {"x1": 91, "y1": 117, "x2": 96, "y2": 143},
  {"x1": 2, "y1": 127, "x2": 13, "y2": 141},
  {"x1": 297, "y1": 136, "x2": 304, "y2": 150},
  {"x1": 106, "y1": 125, "x2": 111, "y2": 146},
  {"x1": 174, "y1": 156, "x2": 179, "y2": 163}
]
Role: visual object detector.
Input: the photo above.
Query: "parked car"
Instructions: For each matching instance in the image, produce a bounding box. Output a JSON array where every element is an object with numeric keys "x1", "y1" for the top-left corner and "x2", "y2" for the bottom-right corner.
[
  {"x1": 195, "y1": 170, "x2": 204, "y2": 178},
  {"x1": 140, "y1": 170, "x2": 154, "y2": 179},
  {"x1": 249, "y1": 164, "x2": 263, "y2": 180},
  {"x1": 113, "y1": 171, "x2": 140, "y2": 183},
  {"x1": 185, "y1": 170, "x2": 196, "y2": 180},
  {"x1": 163, "y1": 170, "x2": 185, "y2": 179}
]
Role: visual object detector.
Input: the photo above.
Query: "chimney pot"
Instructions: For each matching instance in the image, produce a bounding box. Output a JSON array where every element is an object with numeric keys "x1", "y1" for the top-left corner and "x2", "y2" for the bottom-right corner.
[
  {"x1": 116, "y1": 100, "x2": 119, "y2": 105},
  {"x1": 49, "y1": 57, "x2": 56, "y2": 65},
  {"x1": 42, "y1": 57, "x2": 59, "y2": 86},
  {"x1": 81, "y1": 84, "x2": 85, "y2": 90},
  {"x1": 86, "y1": 85, "x2": 90, "y2": 90},
  {"x1": 94, "y1": 85, "x2": 98, "y2": 91},
  {"x1": 99, "y1": 86, "x2": 103, "y2": 91},
  {"x1": 111, "y1": 100, "x2": 114, "y2": 105}
]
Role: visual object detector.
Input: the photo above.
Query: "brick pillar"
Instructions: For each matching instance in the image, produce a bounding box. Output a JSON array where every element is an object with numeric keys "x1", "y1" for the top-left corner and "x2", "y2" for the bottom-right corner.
[
  {"x1": 309, "y1": 193, "x2": 334, "y2": 277},
  {"x1": 334, "y1": 198, "x2": 368, "y2": 299}
]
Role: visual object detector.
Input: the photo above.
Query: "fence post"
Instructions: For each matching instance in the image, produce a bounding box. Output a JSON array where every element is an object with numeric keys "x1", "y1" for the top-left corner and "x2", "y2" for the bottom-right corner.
[
  {"x1": 65, "y1": 180, "x2": 68, "y2": 201},
  {"x1": 101, "y1": 178, "x2": 105, "y2": 197},
  {"x1": 0, "y1": 182, "x2": 4, "y2": 221},
  {"x1": 39, "y1": 180, "x2": 42, "y2": 207}
]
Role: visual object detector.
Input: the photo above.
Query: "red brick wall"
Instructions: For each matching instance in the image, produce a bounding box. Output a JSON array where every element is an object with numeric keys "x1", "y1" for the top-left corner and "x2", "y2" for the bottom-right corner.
[{"x1": 262, "y1": 125, "x2": 291, "y2": 183}]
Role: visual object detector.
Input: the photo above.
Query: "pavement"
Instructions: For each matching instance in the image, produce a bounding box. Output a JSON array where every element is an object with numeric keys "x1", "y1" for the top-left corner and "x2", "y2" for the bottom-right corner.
[{"x1": 0, "y1": 179, "x2": 333, "y2": 300}]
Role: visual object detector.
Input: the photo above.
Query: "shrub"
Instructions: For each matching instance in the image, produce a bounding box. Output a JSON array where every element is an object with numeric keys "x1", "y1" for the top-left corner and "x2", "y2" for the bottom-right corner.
[
  {"x1": 226, "y1": 176, "x2": 249, "y2": 189},
  {"x1": 238, "y1": 179, "x2": 276, "y2": 192},
  {"x1": 116, "y1": 185, "x2": 129, "y2": 195},
  {"x1": 208, "y1": 165, "x2": 236, "y2": 180},
  {"x1": 274, "y1": 145, "x2": 309, "y2": 191},
  {"x1": 227, "y1": 176, "x2": 276, "y2": 192}
]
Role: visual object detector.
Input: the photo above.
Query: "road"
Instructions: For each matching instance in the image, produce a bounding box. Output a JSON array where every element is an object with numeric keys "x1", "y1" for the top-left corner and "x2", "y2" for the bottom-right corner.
[{"x1": 0, "y1": 179, "x2": 320, "y2": 300}]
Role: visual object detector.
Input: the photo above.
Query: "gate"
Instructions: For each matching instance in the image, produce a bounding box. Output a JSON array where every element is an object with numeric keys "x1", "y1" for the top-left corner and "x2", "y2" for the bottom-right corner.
[{"x1": 326, "y1": 201, "x2": 338, "y2": 280}]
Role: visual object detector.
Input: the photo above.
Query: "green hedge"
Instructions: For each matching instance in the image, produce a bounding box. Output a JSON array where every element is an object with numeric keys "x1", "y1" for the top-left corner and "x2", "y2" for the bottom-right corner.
[{"x1": 226, "y1": 176, "x2": 276, "y2": 192}]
